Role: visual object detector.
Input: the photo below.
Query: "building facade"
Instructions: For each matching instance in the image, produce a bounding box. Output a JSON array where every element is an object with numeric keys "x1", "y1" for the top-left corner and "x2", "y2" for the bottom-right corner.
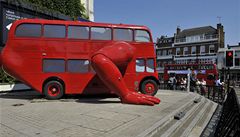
[
  {"x1": 217, "y1": 43, "x2": 240, "y2": 86},
  {"x1": 81, "y1": 0, "x2": 94, "y2": 21},
  {"x1": 156, "y1": 24, "x2": 225, "y2": 80}
]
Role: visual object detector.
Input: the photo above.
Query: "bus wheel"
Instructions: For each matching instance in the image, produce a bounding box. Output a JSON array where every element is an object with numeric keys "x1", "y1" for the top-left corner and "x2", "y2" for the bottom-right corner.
[
  {"x1": 140, "y1": 79, "x2": 158, "y2": 96},
  {"x1": 44, "y1": 81, "x2": 64, "y2": 100}
]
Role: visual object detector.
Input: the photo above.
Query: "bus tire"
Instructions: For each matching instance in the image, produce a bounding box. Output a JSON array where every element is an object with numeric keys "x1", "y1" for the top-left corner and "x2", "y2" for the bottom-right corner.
[
  {"x1": 140, "y1": 79, "x2": 158, "y2": 96},
  {"x1": 44, "y1": 80, "x2": 64, "y2": 100}
]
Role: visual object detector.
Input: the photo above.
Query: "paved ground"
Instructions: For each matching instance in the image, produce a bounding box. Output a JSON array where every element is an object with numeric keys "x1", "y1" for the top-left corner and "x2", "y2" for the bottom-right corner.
[{"x1": 0, "y1": 90, "x2": 199, "y2": 137}]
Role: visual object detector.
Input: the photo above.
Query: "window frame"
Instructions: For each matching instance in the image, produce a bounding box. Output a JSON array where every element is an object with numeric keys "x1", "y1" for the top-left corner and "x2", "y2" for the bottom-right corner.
[
  {"x1": 15, "y1": 23, "x2": 42, "y2": 38},
  {"x1": 42, "y1": 59, "x2": 65, "y2": 73},
  {"x1": 134, "y1": 29, "x2": 151, "y2": 43},
  {"x1": 136, "y1": 58, "x2": 145, "y2": 72},
  {"x1": 113, "y1": 28, "x2": 133, "y2": 42},
  {"x1": 90, "y1": 26, "x2": 112, "y2": 41},
  {"x1": 67, "y1": 25, "x2": 90, "y2": 40},
  {"x1": 209, "y1": 45, "x2": 215, "y2": 53},
  {"x1": 146, "y1": 58, "x2": 155, "y2": 73},
  {"x1": 43, "y1": 24, "x2": 66, "y2": 39},
  {"x1": 176, "y1": 48, "x2": 181, "y2": 55},
  {"x1": 191, "y1": 46, "x2": 196, "y2": 55},
  {"x1": 67, "y1": 59, "x2": 90, "y2": 73}
]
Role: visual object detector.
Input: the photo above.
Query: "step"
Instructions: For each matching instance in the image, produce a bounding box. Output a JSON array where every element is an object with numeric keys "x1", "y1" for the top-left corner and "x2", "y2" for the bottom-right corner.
[
  {"x1": 172, "y1": 100, "x2": 215, "y2": 137},
  {"x1": 136, "y1": 93, "x2": 201, "y2": 137},
  {"x1": 151, "y1": 96, "x2": 206, "y2": 137},
  {"x1": 188, "y1": 100, "x2": 218, "y2": 137}
]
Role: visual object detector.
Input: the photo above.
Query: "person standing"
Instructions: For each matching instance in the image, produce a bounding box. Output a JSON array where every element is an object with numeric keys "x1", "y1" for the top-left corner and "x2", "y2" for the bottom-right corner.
[{"x1": 190, "y1": 70, "x2": 196, "y2": 92}]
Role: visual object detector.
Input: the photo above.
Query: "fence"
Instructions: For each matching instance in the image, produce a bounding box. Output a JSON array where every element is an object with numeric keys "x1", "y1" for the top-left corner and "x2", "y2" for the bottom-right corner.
[
  {"x1": 213, "y1": 88, "x2": 240, "y2": 137},
  {"x1": 159, "y1": 82, "x2": 225, "y2": 104}
]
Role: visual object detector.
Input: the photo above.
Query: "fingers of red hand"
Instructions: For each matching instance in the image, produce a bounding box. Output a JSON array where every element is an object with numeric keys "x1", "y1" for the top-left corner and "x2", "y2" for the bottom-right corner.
[
  {"x1": 121, "y1": 92, "x2": 160, "y2": 106},
  {"x1": 145, "y1": 96, "x2": 160, "y2": 104},
  {"x1": 139, "y1": 94, "x2": 160, "y2": 105},
  {"x1": 138, "y1": 98, "x2": 155, "y2": 106}
]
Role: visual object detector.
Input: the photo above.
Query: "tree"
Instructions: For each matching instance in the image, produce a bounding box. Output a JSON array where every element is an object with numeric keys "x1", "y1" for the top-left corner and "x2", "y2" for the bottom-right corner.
[{"x1": 25, "y1": 0, "x2": 88, "y2": 20}]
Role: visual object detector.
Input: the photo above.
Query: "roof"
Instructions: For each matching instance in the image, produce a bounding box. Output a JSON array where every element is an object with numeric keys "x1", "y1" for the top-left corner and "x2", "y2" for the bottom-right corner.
[
  {"x1": 176, "y1": 26, "x2": 217, "y2": 38},
  {"x1": 12, "y1": 19, "x2": 150, "y2": 30}
]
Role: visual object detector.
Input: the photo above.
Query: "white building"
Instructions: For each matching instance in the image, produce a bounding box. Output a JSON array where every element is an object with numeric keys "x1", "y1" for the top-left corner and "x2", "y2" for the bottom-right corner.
[
  {"x1": 81, "y1": 0, "x2": 94, "y2": 21},
  {"x1": 217, "y1": 44, "x2": 240, "y2": 86}
]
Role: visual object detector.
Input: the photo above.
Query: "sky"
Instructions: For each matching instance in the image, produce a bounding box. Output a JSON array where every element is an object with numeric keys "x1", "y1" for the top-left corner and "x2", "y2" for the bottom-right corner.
[{"x1": 94, "y1": 0, "x2": 240, "y2": 45}]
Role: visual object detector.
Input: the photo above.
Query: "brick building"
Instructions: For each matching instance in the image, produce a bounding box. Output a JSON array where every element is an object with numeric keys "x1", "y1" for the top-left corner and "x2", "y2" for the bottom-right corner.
[{"x1": 156, "y1": 24, "x2": 225, "y2": 80}]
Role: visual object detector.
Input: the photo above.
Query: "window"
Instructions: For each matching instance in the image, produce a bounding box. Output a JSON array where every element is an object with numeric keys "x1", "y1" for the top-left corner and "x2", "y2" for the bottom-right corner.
[
  {"x1": 184, "y1": 47, "x2": 188, "y2": 55},
  {"x1": 114, "y1": 28, "x2": 133, "y2": 41},
  {"x1": 68, "y1": 26, "x2": 89, "y2": 39},
  {"x1": 209, "y1": 45, "x2": 215, "y2": 53},
  {"x1": 235, "y1": 51, "x2": 240, "y2": 66},
  {"x1": 168, "y1": 49, "x2": 172, "y2": 55},
  {"x1": 146, "y1": 59, "x2": 154, "y2": 73},
  {"x1": 134, "y1": 30, "x2": 150, "y2": 42},
  {"x1": 67, "y1": 60, "x2": 89, "y2": 73},
  {"x1": 136, "y1": 59, "x2": 145, "y2": 72},
  {"x1": 15, "y1": 24, "x2": 41, "y2": 37},
  {"x1": 44, "y1": 25, "x2": 66, "y2": 38},
  {"x1": 157, "y1": 50, "x2": 161, "y2": 56},
  {"x1": 200, "y1": 45, "x2": 205, "y2": 54},
  {"x1": 162, "y1": 50, "x2": 167, "y2": 56},
  {"x1": 176, "y1": 48, "x2": 180, "y2": 55},
  {"x1": 43, "y1": 59, "x2": 65, "y2": 72},
  {"x1": 91, "y1": 27, "x2": 111, "y2": 40},
  {"x1": 191, "y1": 46, "x2": 196, "y2": 54}
]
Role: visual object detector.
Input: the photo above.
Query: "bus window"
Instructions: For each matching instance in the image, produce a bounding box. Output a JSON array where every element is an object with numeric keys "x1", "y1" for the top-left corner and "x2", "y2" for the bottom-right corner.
[
  {"x1": 134, "y1": 30, "x2": 150, "y2": 42},
  {"x1": 43, "y1": 59, "x2": 65, "y2": 73},
  {"x1": 146, "y1": 59, "x2": 154, "y2": 73},
  {"x1": 136, "y1": 59, "x2": 145, "y2": 72},
  {"x1": 44, "y1": 25, "x2": 66, "y2": 38},
  {"x1": 67, "y1": 60, "x2": 89, "y2": 73},
  {"x1": 68, "y1": 26, "x2": 89, "y2": 39},
  {"x1": 15, "y1": 24, "x2": 41, "y2": 37},
  {"x1": 91, "y1": 27, "x2": 111, "y2": 40},
  {"x1": 114, "y1": 28, "x2": 133, "y2": 41}
]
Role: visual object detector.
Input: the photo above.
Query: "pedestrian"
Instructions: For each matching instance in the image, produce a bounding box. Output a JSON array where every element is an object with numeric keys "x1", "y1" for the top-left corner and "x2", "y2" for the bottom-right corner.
[
  {"x1": 196, "y1": 79, "x2": 201, "y2": 93},
  {"x1": 200, "y1": 78, "x2": 206, "y2": 95},
  {"x1": 190, "y1": 70, "x2": 196, "y2": 92}
]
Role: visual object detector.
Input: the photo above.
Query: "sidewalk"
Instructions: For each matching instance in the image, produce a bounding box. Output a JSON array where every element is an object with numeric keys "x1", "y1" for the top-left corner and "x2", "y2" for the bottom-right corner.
[{"x1": 0, "y1": 90, "x2": 204, "y2": 137}]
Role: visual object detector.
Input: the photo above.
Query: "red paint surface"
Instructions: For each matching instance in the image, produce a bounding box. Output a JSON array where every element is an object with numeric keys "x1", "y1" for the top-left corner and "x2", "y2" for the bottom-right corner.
[{"x1": 1, "y1": 19, "x2": 160, "y2": 105}]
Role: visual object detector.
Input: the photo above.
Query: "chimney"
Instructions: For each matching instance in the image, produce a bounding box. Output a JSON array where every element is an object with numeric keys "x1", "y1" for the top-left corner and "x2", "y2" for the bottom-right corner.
[
  {"x1": 176, "y1": 26, "x2": 181, "y2": 35},
  {"x1": 217, "y1": 23, "x2": 223, "y2": 30}
]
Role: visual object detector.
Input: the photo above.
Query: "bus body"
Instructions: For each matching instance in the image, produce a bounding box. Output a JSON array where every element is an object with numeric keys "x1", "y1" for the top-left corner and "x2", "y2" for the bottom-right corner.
[
  {"x1": 163, "y1": 63, "x2": 218, "y2": 85},
  {"x1": 1, "y1": 19, "x2": 159, "y2": 96}
]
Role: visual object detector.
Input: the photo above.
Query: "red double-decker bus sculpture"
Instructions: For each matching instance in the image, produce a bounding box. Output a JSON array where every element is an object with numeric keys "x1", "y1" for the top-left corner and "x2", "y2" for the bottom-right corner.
[{"x1": 1, "y1": 19, "x2": 160, "y2": 105}]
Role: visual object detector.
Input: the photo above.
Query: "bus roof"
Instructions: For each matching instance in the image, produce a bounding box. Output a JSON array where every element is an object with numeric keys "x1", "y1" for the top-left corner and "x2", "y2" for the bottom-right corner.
[{"x1": 11, "y1": 19, "x2": 151, "y2": 31}]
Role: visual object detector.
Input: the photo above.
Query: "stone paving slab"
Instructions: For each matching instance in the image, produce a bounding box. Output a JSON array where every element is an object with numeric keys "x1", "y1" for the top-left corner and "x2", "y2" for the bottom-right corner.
[{"x1": 0, "y1": 90, "x2": 198, "y2": 137}]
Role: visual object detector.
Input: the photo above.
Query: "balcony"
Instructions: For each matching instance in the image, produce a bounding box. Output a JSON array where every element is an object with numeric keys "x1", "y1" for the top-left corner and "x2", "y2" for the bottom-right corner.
[
  {"x1": 175, "y1": 34, "x2": 218, "y2": 45},
  {"x1": 156, "y1": 55, "x2": 173, "y2": 60}
]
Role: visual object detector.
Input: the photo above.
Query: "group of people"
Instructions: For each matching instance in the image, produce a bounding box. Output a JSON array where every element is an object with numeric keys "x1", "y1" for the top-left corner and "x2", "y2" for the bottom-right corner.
[
  {"x1": 167, "y1": 70, "x2": 224, "y2": 94},
  {"x1": 167, "y1": 76, "x2": 187, "y2": 90}
]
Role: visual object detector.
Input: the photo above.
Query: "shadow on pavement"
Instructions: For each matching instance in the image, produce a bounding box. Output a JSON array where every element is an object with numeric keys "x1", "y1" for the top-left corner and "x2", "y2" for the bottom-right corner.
[{"x1": 0, "y1": 90, "x2": 121, "y2": 104}]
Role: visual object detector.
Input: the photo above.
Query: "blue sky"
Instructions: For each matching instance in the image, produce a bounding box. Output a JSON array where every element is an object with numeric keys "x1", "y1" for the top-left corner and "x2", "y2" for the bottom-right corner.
[{"x1": 94, "y1": 0, "x2": 240, "y2": 45}]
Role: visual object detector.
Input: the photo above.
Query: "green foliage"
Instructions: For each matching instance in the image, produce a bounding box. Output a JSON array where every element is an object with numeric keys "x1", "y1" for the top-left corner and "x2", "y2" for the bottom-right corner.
[
  {"x1": 24, "y1": 0, "x2": 87, "y2": 20},
  {"x1": 0, "y1": 67, "x2": 15, "y2": 84}
]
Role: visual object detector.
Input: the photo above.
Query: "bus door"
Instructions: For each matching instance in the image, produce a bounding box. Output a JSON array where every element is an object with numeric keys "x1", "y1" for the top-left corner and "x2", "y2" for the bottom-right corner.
[
  {"x1": 65, "y1": 39, "x2": 93, "y2": 94},
  {"x1": 41, "y1": 24, "x2": 67, "y2": 88}
]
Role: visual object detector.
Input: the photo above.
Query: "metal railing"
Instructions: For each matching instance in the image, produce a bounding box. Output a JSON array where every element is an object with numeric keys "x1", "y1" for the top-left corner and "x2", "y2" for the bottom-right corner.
[
  {"x1": 159, "y1": 82, "x2": 226, "y2": 104},
  {"x1": 214, "y1": 88, "x2": 240, "y2": 137}
]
